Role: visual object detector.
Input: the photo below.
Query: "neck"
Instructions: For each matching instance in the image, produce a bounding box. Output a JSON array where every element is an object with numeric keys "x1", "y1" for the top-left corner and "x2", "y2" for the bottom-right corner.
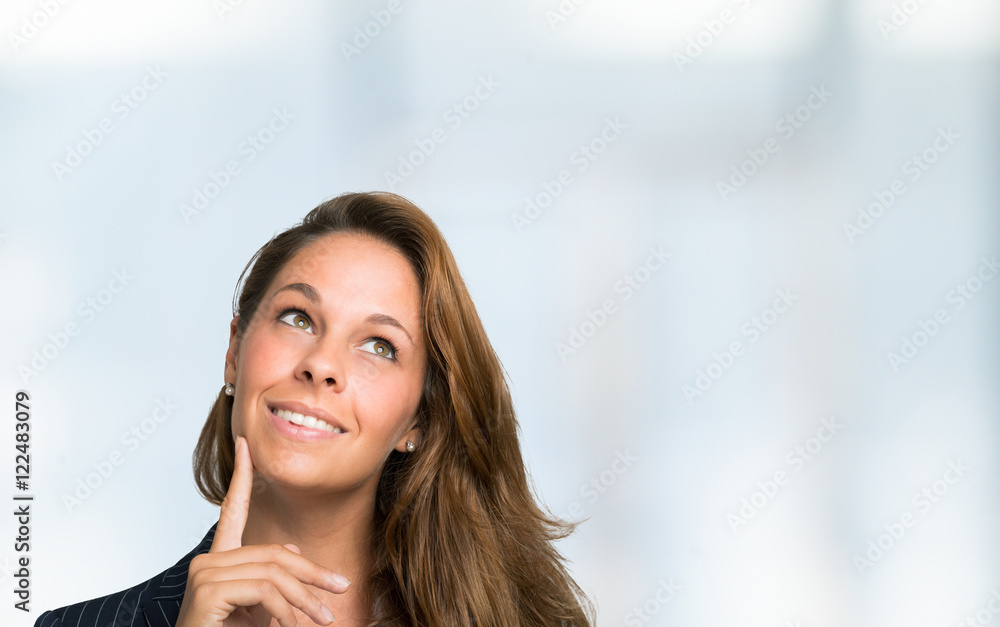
[{"x1": 240, "y1": 475, "x2": 376, "y2": 590}]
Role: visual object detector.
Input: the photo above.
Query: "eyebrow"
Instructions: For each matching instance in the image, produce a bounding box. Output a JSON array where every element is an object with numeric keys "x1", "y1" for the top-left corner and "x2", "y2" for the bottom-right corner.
[
  {"x1": 366, "y1": 313, "x2": 414, "y2": 344},
  {"x1": 273, "y1": 282, "x2": 414, "y2": 344},
  {"x1": 275, "y1": 282, "x2": 320, "y2": 303}
]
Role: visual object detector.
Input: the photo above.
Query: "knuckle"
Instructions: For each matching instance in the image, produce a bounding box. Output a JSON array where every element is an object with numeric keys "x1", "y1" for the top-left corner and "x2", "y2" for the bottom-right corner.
[
  {"x1": 309, "y1": 596, "x2": 327, "y2": 615},
  {"x1": 252, "y1": 579, "x2": 278, "y2": 597},
  {"x1": 188, "y1": 554, "x2": 204, "y2": 571},
  {"x1": 313, "y1": 564, "x2": 332, "y2": 582},
  {"x1": 190, "y1": 582, "x2": 214, "y2": 604},
  {"x1": 263, "y1": 562, "x2": 284, "y2": 578},
  {"x1": 189, "y1": 568, "x2": 210, "y2": 589},
  {"x1": 188, "y1": 569, "x2": 214, "y2": 590}
]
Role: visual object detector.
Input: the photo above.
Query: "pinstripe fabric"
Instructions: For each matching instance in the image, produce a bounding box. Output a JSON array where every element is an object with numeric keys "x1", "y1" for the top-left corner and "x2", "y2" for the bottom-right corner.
[{"x1": 33, "y1": 523, "x2": 218, "y2": 627}]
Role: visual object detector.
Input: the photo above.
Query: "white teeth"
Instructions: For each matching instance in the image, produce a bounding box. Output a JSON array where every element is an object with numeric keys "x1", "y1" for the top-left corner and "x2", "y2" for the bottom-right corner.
[{"x1": 273, "y1": 408, "x2": 343, "y2": 433}]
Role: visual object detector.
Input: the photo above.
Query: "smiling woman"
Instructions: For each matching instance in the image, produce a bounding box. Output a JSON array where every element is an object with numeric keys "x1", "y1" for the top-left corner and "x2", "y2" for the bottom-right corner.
[
  {"x1": 34, "y1": 191, "x2": 594, "y2": 627},
  {"x1": 221, "y1": 231, "x2": 429, "y2": 502}
]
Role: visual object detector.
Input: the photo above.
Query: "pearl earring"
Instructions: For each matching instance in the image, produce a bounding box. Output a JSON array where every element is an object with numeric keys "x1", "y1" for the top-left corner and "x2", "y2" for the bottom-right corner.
[
  {"x1": 224, "y1": 382, "x2": 235, "y2": 396},
  {"x1": 405, "y1": 441, "x2": 415, "y2": 452}
]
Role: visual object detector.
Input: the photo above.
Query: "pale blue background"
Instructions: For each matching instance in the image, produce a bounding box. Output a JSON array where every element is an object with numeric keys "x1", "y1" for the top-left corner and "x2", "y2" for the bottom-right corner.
[{"x1": 1, "y1": 1, "x2": 998, "y2": 626}]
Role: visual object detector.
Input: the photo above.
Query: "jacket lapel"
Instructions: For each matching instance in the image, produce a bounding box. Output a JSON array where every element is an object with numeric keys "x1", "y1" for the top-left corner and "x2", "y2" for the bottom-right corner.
[
  {"x1": 140, "y1": 598, "x2": 182, "y2": 627},
  {"x1": 138, "y1": 522, "x2": 217, "y2": 627}
]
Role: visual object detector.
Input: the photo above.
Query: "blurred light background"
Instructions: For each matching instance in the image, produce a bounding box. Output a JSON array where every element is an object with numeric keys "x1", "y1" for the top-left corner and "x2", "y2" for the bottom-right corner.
[{"x1": 1, "y1": 0, "x2": 998, "y2": 625}]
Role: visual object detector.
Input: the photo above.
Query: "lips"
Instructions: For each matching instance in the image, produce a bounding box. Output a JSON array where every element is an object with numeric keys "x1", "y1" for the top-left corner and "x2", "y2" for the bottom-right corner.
[{"x1": 267, "y1": 400, "x2": 347, "y2": 434}]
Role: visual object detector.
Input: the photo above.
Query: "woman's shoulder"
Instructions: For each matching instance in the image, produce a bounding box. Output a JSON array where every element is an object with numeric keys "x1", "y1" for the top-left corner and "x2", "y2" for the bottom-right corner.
[{"x1": 34, "y1": 522, "x2": 218, "y2": 627}]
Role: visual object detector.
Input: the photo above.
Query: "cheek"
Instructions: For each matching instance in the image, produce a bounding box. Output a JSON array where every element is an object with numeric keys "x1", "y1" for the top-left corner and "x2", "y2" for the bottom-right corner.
[
  {"x1": 239, "y1": 333, "x2": 290, "y2": 382},
  {"x1": 232, "y1": 334, "x2": 286, "y2": 424},
  {"x1": 350, "y1": 357, "x2": 383, "y2": 392},
  {"x1": 354, "y1": 368, "x2": 422, "y2": 433}
]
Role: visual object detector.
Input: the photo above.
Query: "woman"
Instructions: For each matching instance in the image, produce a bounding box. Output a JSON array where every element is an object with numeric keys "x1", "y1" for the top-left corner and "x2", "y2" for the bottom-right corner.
[{"x1": 36, "y1": 191, "x2": 594, "y2": 627}]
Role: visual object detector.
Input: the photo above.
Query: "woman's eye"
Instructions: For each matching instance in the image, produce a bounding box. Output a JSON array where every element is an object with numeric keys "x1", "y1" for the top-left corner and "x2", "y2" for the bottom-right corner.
[
  {"x1": 279, "y1": 311, "x2": 313, "y2": 332},
  {"x1": 360, "y1": 338, "x2": 396, "y2": 360}
]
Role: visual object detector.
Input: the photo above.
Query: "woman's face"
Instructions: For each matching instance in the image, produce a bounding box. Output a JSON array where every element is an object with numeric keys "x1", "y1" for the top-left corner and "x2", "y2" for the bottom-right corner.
[{"x1": 224, "y1": 232, "x2": 426, "y2": 496}]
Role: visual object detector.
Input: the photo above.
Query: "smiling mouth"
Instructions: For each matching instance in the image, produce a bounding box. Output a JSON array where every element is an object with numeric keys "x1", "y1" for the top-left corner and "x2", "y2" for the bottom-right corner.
[{"x1": 270, "y1": 407, "x2": 344, "y2": 433}]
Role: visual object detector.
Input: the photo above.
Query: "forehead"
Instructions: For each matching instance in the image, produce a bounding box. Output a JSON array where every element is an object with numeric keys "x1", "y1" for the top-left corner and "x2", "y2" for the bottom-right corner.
[{"x1": 271, "y1": 232, "x2": 422, "y2": 316}]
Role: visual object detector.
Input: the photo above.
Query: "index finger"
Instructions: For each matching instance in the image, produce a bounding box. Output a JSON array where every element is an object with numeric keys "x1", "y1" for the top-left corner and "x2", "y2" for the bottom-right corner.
[{"x1": 211, "y1": 435, "x2": 254, "y2": 553}]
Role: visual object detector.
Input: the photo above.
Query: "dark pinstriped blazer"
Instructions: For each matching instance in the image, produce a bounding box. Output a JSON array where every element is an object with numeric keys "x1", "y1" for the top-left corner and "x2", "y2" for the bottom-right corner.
[{"x1": 34, "y1": 522, "x2": 218, "y2": 627}]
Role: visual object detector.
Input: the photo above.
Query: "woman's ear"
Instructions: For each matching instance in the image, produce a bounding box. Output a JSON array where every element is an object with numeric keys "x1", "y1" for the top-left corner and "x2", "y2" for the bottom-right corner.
[{"x1": 224, "y1": 316, "x2": 240, "y2": 385}]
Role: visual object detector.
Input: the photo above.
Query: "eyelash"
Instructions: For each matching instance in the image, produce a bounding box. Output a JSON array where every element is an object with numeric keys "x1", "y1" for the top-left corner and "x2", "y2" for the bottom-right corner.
[{"x1": 276, "y1": 307, "x2": 400, "y2": 361}]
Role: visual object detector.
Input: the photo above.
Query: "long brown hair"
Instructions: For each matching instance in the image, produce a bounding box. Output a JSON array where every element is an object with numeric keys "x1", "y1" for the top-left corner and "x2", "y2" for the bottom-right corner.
[{"x1": 192, "y1": 191, "x2": 595, "y2": 626}]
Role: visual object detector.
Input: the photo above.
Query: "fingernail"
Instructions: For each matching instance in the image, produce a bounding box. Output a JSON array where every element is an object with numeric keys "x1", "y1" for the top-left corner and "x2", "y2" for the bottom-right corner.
[
  {"x1": 322, "y1": 605, "x2": 335, "y2": 622},
  {"x1": 330, "y1": 573, "x2": 351, "y2": 588}
]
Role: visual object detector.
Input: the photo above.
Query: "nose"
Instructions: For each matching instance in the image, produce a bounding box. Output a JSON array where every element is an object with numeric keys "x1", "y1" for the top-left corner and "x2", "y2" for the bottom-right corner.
[{"x1": 296, "y1": 340, "x2": 345, "y2": 392}]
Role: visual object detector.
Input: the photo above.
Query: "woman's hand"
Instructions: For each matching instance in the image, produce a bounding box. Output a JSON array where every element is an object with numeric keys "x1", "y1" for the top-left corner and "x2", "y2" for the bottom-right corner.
[{"x1": 176, "y1": 436, "x2": 351, "y2": 627}]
